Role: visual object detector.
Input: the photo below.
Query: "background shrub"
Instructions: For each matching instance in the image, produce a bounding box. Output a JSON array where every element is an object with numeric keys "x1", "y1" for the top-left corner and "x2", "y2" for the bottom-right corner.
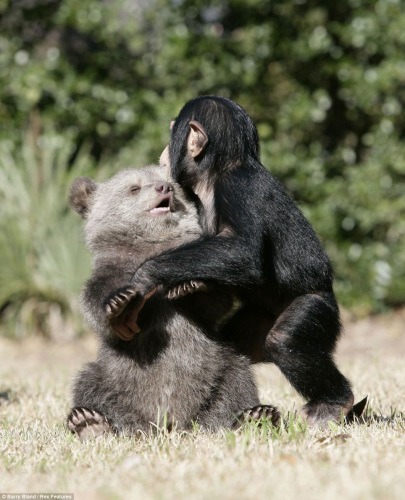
[{"x1": 1, "y1": 0, "x2": 404, "y2": 335}]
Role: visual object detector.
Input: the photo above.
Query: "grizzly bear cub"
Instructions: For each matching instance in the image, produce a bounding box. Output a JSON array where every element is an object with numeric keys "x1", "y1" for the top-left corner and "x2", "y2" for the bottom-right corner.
[{"x1": 66, "y1": 165, "x2": 279, "y2": 439}]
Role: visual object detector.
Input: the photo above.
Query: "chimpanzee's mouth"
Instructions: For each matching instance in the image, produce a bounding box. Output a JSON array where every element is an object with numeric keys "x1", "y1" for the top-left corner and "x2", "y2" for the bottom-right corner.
[{"x1": 149, "y1": 195, "x2": 172, "y2": 215}]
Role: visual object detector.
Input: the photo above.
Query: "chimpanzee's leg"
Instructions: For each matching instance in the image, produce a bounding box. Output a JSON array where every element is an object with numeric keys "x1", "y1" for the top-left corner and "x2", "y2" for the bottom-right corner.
[
  {"x1": 166, "y1": 284, "x2": 353, "y2": 424},
  {"x1": 220, "y1": 305, "x2": 275, "y2": 363},
  {"x1": 264, "y1": 292, "x2": 354, "y2": 424}
]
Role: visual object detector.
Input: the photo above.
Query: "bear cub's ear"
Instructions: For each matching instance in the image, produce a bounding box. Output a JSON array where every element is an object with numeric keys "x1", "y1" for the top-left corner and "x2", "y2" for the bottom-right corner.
[{"x1": 69, "y1": 177, "x2": 98, "y2": 218}]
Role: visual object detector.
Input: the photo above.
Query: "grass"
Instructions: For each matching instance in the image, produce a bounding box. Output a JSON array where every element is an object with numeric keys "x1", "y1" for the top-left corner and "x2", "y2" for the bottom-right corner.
[{"x1": 1, "y1": 310, "x2": 405, "y2": 500}]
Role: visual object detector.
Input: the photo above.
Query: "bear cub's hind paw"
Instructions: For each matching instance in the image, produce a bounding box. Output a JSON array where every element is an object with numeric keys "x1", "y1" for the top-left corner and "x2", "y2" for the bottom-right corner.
[
  {"x1": 66, "y1": 407, "x2": 111, "y2": 440},
  {"x1": 234, "y1": 404, "x2": 281, "y2": 428}
]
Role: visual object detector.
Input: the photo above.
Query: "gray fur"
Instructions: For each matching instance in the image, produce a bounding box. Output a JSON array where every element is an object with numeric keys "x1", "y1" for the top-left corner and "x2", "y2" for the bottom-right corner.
[{"x1": 68, "y1": 165, "x2": 260, "y2": 435}]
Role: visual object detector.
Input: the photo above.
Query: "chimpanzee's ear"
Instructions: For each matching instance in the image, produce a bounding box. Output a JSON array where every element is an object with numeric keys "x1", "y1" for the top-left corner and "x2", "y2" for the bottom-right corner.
[
  {"x1": 188, "y1": 120, "x2": 209, "y2": 158},
  {"x1": 170, "y1": 119, "x2": 176, "y2": 131},
  {"x1": 69, "y1": 177, "x2": 98, "y2": 219}
]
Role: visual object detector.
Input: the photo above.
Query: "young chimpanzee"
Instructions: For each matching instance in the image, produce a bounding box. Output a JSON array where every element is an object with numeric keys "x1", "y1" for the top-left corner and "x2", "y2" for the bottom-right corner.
[{"x1": 120, "y1": 96, "x2": 359, "y2": 425}]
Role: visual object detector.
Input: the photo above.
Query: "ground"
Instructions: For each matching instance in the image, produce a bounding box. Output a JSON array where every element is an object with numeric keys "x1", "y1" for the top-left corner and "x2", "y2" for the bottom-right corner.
[{"x1": 0, "y1": 309, "x2": 404, "y2": 500}]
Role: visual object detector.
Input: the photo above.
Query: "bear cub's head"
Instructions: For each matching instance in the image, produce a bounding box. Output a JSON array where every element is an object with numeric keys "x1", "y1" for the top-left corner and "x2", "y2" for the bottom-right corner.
[{"x1": 69, "y1": 165, "x2": 201, "y2": 253}]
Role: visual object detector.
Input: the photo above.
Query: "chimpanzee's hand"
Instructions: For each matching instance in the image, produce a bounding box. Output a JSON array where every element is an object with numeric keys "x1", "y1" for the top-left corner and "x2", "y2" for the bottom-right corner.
[
  {"x1": 132, "y1": 264, "x2": 209, "y2": 301},
  {"x1": 165, "y1": 280, "x2": 209, "y2": 300}
]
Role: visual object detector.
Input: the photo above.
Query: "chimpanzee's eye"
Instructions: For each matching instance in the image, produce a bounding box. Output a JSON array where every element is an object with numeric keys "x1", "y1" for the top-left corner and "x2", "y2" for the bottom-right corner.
[{"x1": 130, "y1": 185, "x2": 140, "y2": 194}]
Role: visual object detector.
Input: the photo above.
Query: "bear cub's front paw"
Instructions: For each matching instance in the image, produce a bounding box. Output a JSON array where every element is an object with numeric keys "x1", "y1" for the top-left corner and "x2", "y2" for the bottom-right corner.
[{"x1": 104, "y1": 286, "x2": 138, "y2": 319}]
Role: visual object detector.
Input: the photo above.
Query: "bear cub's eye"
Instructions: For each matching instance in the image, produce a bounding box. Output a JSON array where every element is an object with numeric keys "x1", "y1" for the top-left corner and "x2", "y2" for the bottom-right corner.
[{"x1": 130, "y1": 185, "x2": 141, "y2": 194}]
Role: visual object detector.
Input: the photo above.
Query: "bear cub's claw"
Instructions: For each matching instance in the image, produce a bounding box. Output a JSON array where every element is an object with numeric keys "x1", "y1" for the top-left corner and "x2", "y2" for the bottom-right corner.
[
  {"x1": 66, "y1": 407, "x2": 111, "y2": 440},
  {"x1": 105, "y1": 286, "x2": 138, "y2": 319},
  {"x1": 234, "y1": 404, "x2": 281, "y2": 429}
]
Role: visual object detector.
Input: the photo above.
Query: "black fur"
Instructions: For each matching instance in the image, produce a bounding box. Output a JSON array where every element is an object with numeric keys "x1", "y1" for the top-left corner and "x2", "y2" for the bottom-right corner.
[
  {"x1": 67, "y1": 166, "x2": 272, "y2": 438},
  {"x1": 131, "y1": 97, "x2": 354, "y2": 424}
]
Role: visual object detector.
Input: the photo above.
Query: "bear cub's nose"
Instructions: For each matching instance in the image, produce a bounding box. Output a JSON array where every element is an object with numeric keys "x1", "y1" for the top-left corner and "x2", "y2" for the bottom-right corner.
[{"x1": 154, "y1": 181, "x2": 173, "y2": 194}]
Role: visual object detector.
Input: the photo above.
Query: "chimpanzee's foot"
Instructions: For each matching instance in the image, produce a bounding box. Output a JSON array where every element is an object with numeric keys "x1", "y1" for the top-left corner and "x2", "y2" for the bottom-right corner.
[
  {"x1": 66, "y1": 407, "x2": 112, "y2": 440},
  {"x1": 165, "y1": 280, "x2": 208, "y2": 300},
  {"x1": 345, "y1": 396, "x2": 368, "y2": 423},
  {"x1": 302, "y1": 393, "x2": 355, "y2": 426},
  {"x1": 234, "y1": 404, "x2": 281, "y2": 428}
]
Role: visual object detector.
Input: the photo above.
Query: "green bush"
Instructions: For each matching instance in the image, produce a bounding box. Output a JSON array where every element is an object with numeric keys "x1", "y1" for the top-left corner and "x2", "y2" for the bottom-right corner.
[
  {"x1": 0, "y1": 130, "x2": 102, "y2": 338},
  {"x1": 0, "y1": 0, "x2": 405, "y2": 334}
]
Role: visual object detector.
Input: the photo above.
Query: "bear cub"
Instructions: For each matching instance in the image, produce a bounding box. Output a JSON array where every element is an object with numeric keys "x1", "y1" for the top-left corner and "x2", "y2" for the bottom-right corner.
[{"x1": 67, "y1": 165, "x2": 279, "y2": 439}]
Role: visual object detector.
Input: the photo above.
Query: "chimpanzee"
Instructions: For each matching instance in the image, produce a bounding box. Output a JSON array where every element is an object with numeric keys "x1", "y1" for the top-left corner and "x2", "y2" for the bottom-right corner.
[{"x1": 121, "y1": 96, "x2": 358, "y2": 425}]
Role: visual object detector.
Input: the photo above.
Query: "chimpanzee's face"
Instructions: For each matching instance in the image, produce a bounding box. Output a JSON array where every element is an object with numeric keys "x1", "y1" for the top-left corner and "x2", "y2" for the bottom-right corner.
[
  {"x1": 159, "y1": 118, "x2": 208, "y2": 188},
  {"x1": 159, "y1": 120, "x2": 176, "y2": 173},
  {"x1": 159, "y1": 144, "x2": 170, "y2": 174}
]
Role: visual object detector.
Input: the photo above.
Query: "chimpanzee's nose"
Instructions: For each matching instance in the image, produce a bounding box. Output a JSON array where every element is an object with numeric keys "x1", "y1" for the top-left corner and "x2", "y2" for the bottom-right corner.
[{"x1": 154, "y1": 181, "x2": 173, "y2": 194}]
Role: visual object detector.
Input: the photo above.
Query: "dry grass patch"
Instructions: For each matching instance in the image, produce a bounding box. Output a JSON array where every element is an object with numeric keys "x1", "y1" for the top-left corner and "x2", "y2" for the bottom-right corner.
[{"x1": 1, "y1": 312, "x2": 405, "y2": 500}]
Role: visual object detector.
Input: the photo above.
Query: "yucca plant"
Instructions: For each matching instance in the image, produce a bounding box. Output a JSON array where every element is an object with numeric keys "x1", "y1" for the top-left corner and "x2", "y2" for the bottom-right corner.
[{"x1": 0, "y1": 129, "x2": 107, "y2": 338}]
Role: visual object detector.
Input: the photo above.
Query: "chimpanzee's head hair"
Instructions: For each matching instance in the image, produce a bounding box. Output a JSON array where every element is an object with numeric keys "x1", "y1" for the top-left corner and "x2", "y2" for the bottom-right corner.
[{"x1": 169, "y1": 96, "x2": 260, "y2": 184}]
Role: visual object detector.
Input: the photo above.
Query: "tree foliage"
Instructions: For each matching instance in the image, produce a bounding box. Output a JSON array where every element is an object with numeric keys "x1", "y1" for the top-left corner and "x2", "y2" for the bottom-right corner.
[{"x1": 1, "y1": 0, "x2": 405, "y2": 332}]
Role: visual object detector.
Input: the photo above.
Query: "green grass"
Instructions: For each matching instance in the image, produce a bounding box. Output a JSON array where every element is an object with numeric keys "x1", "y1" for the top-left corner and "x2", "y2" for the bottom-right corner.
[{"x1": 1, "y1": 313, "x2": 405, "y2": 500}]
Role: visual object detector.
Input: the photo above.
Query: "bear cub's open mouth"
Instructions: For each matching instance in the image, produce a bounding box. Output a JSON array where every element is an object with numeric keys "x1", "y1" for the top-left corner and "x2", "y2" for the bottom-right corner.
[{"x1": 149, "y1": 195, "x2": 172, "y2": 215}]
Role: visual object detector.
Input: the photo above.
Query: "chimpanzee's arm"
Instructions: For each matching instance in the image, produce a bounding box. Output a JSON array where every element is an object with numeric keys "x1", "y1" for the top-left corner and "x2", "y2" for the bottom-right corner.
[
  {"x1": 133, "y1": 234, "x2": 263, "y2": 294},
  {"x1": 131, "y1": 167, "x2": 266, "y2": 294},
  {"x1": 132, "y1": 164, "x2": 333, "y2": 297}
]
